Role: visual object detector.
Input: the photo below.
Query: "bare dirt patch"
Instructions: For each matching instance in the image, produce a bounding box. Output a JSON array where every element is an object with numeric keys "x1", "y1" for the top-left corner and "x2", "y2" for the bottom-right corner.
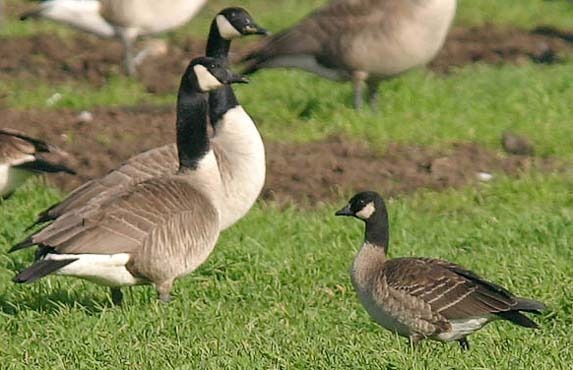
[
  {"x1": 430, "y1": 24, "x2": 573, "y2": 72},
  {"x1": 0, "y1": 108, "x2": 560, "y2": 206},
  {"x1": 1, "y1": 23, "x2": 573, "y2": 93}
]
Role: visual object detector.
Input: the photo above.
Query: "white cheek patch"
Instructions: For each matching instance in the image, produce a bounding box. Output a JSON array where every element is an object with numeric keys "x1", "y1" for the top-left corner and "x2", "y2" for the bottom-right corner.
[
  {"x1": 216, "y1": 15, "x2": 242, "y2": 40},
  {"x1": 356, "y1": 202, "x2": 376, "y2": 219},
  {"x1": 193, "y1": 64, "x2": 223, "y2": 92}
]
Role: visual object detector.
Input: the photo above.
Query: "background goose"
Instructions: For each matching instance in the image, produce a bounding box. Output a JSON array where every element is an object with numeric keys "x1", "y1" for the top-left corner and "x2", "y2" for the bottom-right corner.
[
  {"x1": 21, "y1": 0, "x2": 208, "y2": 75},
  {"x1": 0, "y1": 129, "x2": 76, "y2": 198},
  {"x1": 241, "y1": 0, "x2": 457, "y2": 110},
  {"x1": 31, "y1": 8, "x2": 268, "y2": 232},
  {"x1": 10, "y1": 57, "x2": 248, "y2": 304},
  {"x1": 336, "y1": 191, "x2": 545, "y2": 349}
]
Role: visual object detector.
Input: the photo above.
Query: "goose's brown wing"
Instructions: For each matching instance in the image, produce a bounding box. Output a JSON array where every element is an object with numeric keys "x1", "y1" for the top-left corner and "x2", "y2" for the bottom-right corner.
[
  {"x1": 0, "y1": 129, "x2": 48, "y2": 165},
  {"x1": 242, "y1": 0, "x2": 389, "y2": 71},
  {"x1": 34, "y1": 144, "x2": 178, "y2": 224},
  {"x1": 19, "y1": 176, "x2": 218, "y2": 256},
  {"x1": 382, "y1": 258, "x2": 524, "y2": 320}
]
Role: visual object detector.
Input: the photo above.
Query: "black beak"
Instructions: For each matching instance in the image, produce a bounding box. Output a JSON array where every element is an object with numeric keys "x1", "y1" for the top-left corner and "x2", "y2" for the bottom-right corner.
[
  {"x1": 228, "y1": 72, "x2": 250, "y2": 84},
  {"x1": 246, "y1": 24, "x2": 271, "y2": 36},
  {"x1": 335, "y1": 205, "x2": 353, "y2": 217}
]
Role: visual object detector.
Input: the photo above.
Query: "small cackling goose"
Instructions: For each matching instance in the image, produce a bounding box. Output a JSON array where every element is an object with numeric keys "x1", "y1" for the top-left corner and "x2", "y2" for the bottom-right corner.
[
  {"x1": 336, "y1": 191, "x2": 546, "y2": 350},
  {"x1": 21, "y1": 0, "x2": 208, "y2": 75},
  {"x1": 31, "y1": 8, "x2": 268, "y2": 232},
  {"x1": 10, "y1": 57, "x2": 248, "y2": 304},
  {"x1": 241, "y1": 0, "x2": 457, "y2": 110},
  {"x1": 0, "y1": 129, "x2": 76, "y2": 198}
]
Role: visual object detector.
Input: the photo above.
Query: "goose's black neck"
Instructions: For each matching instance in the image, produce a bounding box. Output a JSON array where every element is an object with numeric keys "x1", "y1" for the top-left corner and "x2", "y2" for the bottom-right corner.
[
  {"x1": 176, "y1": 82, "x2": 209, "y2": 171},
  {"x1": 206, "y1": 20, "x2": 231, "y2": 61},
  {"x1": 206, "y1": 20, "x2": 240, "y2": 127},
  {"x1": 364, "y1": 210, "x2": 390, "y2": 254}
]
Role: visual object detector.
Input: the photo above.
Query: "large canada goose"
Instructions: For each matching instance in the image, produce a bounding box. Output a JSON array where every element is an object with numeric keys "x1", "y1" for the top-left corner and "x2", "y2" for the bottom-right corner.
[
  {"x1": 0, "y1": 129, "x2": 76, "y2": 198},
  {"x1": 31, "y1": 8, "x2": 267, "y2": 232},
  {"x1": 335, "y1": 191, "x2": 545, "y2": 349},
  {"x1": 11, "y1": 57, "x2": 248, "y2": 304},
  {"x1": 21, "y1": 0, "x2": 208, "y2": 75},
  {"x1": 241, "y1": 0, "x2": 457, "y2": 110}
]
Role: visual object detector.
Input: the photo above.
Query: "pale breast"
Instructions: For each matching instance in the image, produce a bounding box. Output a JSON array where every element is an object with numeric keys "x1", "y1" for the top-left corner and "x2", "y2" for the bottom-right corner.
[
  {"x1": 212, "y1": 106, "x2": 266, "y2": 230},
  {"x1": 343, "y1": 0, "x2": 456, "y2": 76}
]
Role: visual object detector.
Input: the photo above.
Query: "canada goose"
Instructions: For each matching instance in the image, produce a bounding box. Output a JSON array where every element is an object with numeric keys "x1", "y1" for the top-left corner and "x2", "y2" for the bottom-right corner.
[
  {"x1": 31, "y1": 8, "x2": 267, "y2": 232},
  {"x1": 241, "y1": 0, "x2": 457, "y2": 110},
  {"x1": 0, "y1": 129, "x2": 76, "y2": 198},
  {"x1": 11, "y1": 57, "x2": 248, "y2": 304},
  {"x1": 21, "y1": 0, "x2": 208, "y2": 75},
  {"x1": 336, "y1": 191, "x2": 545, "y2": 349}
]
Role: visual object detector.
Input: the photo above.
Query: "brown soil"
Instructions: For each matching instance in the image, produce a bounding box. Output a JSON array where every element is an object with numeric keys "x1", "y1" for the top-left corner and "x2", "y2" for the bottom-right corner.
[
  {"x1": 430, "y1": 24, "x2": 573, "y2": 72},
  {"x1": 0, "y1": 108, "x2": 559, "y2": 206},
  {"x1": 1, "y1": 23, "x2": 572, "y2": 94}
]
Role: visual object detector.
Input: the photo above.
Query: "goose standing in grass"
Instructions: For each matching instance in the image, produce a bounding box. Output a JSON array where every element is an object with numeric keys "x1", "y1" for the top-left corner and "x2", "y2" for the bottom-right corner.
[
  {"x1": 31, "y1": 8, "x2": 268, "y2": 232},
  {"x1": 0, "y1": 129, "x2": 76, "y2": 198},
  {"x1": 241, "y1": 0, "x2": 457, "y2": 110},
  {"x1": 11, "y1": 57, "x2": 248, "y2": 304},
  {"x1": 21, "y1": 0, "x2": 208, "y2": 75},
  {"x1": 335, "y1": 191, "x2": 545, "y2": 349}
]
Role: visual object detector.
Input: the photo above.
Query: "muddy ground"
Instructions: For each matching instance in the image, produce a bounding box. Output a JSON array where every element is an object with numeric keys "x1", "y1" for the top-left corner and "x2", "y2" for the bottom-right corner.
[
  {"x1": 0, "y1": 108, "x2": 560, "y2": 205},
  {"x1": 0, "y1": 17, "x2": 570, "y2": 204},
  {"x1": 1, "y1": 22, "x2": 572, "y2": 93}
]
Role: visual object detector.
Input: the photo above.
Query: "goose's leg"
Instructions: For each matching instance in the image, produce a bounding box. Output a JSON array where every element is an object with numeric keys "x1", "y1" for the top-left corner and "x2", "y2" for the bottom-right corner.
[
  {"x1": 458, "y1": 337, "x2": 470, "y2": 351},
  {"x1": 367, "y1": 79, "x2": 381, "y2": 111},
  {"x1": 156, "y1": 279, "x2": 174, "y2": 303},
  {"x1": 110, "y1": 287, "x2": 123, "y2": 306},
  {"x1": 352, "y1": 71, "x2": 368, "y2": 110},
  {"x1": 118, "y1": 28, "x2": 136, "y2": 76},
  {"x1": 409, "y1": 335, "x2": 423, "y2": 349}
]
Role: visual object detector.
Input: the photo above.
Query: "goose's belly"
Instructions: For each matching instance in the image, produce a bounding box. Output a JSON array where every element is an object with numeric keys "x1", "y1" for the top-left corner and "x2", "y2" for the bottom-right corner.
[
  {"x1": 357, "y1": 289, "x2": 414, "y2": 338},
  {"x1": 0, "y1": 165, "x2": 33, "y2": 197}
]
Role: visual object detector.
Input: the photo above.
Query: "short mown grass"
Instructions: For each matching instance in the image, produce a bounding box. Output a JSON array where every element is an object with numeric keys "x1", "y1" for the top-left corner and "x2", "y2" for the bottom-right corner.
[
  {"x1": 1, "y1": 0, "x2": 572, "y2": 368},
  {"x1": 1, "y1": 174, "x2": 572, "y2": 369}
]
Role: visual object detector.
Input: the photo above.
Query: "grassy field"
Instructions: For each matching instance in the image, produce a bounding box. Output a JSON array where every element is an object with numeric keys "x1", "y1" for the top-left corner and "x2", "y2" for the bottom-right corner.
[{"x1": 1, "y1": 0, "x2": 573, "y2": 369}]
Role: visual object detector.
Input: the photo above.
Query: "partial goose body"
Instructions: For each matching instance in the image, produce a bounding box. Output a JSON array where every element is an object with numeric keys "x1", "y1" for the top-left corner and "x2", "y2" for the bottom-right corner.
[
  {"x1": 242, "y1": 0, "x2": 457, "y2": 109},
  {"x1": 21, "y1": 0, "x2": 114, "y2": 38},
  {"x1": 0, "y1": 129, "x2": 76, "y2": 198},
  {"x1": 99, "y1": 0, "x2": 207, "y2": 36},
  {"x1": 32, "y1": 8, "x2": 268, "y2": 231},
  {"x1": 11, "y1": 57, "x2": 248, "y2": 303},
  {"x1": 21, "y1": 0, "x2": 208, "y2": 75},
  {"x1": 336, "y1": 192, "x2": 545, "y2": 349}
]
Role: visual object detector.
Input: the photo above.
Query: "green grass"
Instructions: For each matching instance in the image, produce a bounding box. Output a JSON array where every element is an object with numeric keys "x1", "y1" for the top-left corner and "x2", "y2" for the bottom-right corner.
[
  {"x1": 1, "y1": 0, "x2": 572, "y2": 368},
  {"x1": 1, "y1": 174, "x2": 572, "y2": 369}
]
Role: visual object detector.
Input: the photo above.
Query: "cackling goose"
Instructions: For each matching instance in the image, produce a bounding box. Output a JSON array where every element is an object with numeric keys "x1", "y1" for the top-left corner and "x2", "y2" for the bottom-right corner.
[{"x1": 336, "y1": 191, "x2": 545, "y2": 349}]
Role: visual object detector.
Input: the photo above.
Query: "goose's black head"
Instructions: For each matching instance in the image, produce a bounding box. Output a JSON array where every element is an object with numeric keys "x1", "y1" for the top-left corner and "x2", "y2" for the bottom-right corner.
[
  {"x1": 336, "y1": 191, "x2": 390, "y2": 249},
  {"x1": 182, "y1": 56, "x2": 249, "y2": 93},
  {"x1": 215, "y1": 7, "x2": 269, "y2": 40},
  {"x1": 335, "y1": 191, "x2": 387, "y2": 222}
]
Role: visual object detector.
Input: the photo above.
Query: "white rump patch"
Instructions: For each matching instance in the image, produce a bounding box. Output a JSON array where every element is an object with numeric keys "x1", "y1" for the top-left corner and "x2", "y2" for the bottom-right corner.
[
  {"x1": 193, "y1": 64, "x2": 223, "y2": 92},
  {"x1": 356, "y1": 202, "x2": 376, "y2": 220},
  {"x1": 437, "y1": 317, "x2": 491, "y2": 342},
  {"x1": 0, "y1": 164, "x2": 34, "y2": 197},
  {"x1": 46, "y1": 253, "x2": 142, "y2": 287},
  {"x1": 216, "y1": 15, "x2": 241, "y2": 40}
]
